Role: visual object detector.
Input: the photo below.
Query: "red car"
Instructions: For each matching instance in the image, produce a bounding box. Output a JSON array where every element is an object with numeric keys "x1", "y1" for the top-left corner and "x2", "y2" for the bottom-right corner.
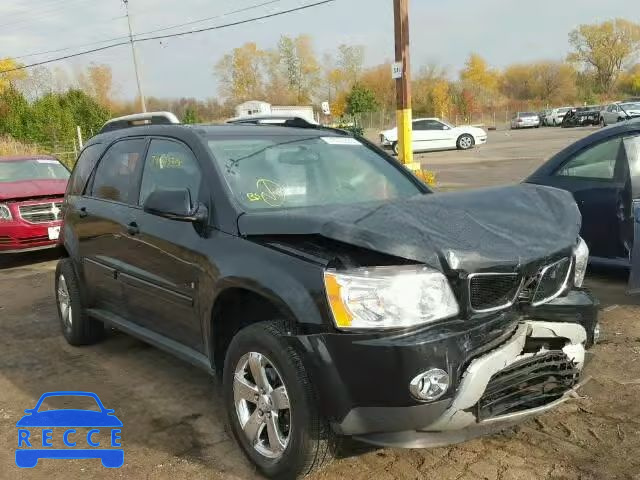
[{"x1": 0, "y1": 155, "x2": 70, "y2": 254}]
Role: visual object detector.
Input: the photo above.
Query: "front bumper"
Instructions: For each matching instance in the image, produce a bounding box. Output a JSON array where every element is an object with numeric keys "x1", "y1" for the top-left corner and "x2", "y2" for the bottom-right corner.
[
  {"x1": 292, "y1": 289, "x2": 596, "y2": 445},
  {"x1": 354, "y1": 320, "x2": 587, "y2": 447},
  {"x1": 0, "y1": 222, "x2": 62, "y2": 253}
]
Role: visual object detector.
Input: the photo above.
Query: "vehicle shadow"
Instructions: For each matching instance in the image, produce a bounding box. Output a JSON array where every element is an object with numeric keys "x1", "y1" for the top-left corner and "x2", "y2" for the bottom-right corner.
[{"x1": 0, "y1": 248, "x2": 64, "y2": 270}]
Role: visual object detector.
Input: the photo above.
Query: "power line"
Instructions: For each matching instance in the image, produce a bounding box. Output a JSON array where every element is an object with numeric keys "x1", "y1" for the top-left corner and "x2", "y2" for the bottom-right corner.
[
  {"x1": 0, "y1": 0, "x2": 336, "y2": 74},
  {"x1": 9, "y1": 0, "x2": 284, "y2": 61},
  {"x1": 0, "y1": 0, "x2": 89, "y2": 30}
]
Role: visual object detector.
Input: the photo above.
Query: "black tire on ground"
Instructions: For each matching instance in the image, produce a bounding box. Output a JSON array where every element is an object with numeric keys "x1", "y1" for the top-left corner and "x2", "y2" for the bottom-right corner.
[
  {"x1": 600, "y1": 117, "x2": 606, "y2": 127},
  {"x1": 456, "y1": 133, "x2": 475, "y2": 150},
  {"x1": 535, "y1": 125, "x2": 540, "y2": 128},
  {"x1": 392, "y1": 141, "x2": 399, "y2": 156},
  {"x1": 223, "y1": 321, "x2": 336, "y2": 479},
  {"x1": 55, "y1": 258, "x2": 104, "y2": 346}
]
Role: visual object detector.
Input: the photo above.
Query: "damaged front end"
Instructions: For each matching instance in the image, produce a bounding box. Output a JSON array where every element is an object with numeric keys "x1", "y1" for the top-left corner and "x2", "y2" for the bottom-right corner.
[{"x1": 239, "y1": 184, "x2": 598, "y2": 446}]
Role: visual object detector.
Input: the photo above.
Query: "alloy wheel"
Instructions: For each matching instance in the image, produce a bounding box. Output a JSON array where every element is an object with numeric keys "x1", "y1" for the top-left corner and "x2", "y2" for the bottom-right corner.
[
  {"x1": 234, "y1": 352, "x2": 291, "y2": 459},
  {"x1": 459, "y1": 135, "x2": 473, "y2": 149},
  {"x1": 57, "y1": 274, "x2": 73, "y2": 329}
]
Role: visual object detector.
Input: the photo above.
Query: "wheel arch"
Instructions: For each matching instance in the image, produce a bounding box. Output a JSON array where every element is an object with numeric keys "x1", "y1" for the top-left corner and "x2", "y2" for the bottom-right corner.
[{"x1": 208, "y1": 284, "x2": 299, "y2": 374}]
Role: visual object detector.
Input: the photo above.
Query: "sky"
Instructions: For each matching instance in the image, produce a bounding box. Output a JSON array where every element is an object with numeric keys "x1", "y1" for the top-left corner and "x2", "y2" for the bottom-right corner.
[{"x1": 0, "y1": 0, "x2": 637, "y2": 101}]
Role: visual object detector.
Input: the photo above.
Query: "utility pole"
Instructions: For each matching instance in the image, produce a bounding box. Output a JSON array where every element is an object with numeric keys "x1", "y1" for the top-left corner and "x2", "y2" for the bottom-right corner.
[
  {"x1": 393, "y1": 0, "x2": 414, "y2": 168},
  {"x1": 123, "y1": 0, "x2": 147, "y2": 112}
]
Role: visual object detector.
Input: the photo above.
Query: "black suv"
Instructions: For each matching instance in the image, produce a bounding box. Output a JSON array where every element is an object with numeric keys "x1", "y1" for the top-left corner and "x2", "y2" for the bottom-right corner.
[{"x1": 57, "y1": 116, "x2": 598, "y2": 479}]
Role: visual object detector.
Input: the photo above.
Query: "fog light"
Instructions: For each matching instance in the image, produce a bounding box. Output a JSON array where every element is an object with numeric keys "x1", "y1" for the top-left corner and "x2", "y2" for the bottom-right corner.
[
  {"x1": 409, "y1": 368, "x2": 450, "y2": 401},
  {"x1": 593, "y1": 322, "x2": 601, "y2": 344}
]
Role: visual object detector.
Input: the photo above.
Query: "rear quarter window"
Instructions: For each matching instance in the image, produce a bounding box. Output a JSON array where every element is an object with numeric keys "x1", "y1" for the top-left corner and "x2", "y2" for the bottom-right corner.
[{"x1": 67, "y1": 144, "x2": 103, "y2": 196}]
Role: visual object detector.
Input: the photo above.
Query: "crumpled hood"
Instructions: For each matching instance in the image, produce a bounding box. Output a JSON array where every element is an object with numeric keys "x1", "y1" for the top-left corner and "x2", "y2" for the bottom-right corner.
[
  {"x1": 238, "y1": 184, "x2": 581, "y2": 272},
  {"x1": 0, "y1": 179, "x2": 67, "y2": 201}
]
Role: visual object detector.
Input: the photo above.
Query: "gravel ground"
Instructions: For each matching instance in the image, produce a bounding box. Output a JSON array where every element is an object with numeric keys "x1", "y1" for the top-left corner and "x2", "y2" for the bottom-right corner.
[{"x1": 1, "y1": 126, "x2": 639, "y2": 479}]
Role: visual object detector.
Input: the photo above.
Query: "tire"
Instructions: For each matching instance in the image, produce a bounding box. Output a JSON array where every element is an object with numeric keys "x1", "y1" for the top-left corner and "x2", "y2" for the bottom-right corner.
[
  {"x1": 55, "y1": 258, "x2": 104, "y2": 346},
  {"x1": 392, "y1": 141, "x2": 399, "y2": 156},
  {"x1": 553, "y1": 119, "x2": 557, "y2": 126},
  {"x1": 224, "y1": 321, "x2": 336, "y2": 479},
  {"x1": 456, "y1": 134, "x2": 475, "y2": 150},
  {"x1": 600, "y1": 117, "x2": 606, "y2": 127}
]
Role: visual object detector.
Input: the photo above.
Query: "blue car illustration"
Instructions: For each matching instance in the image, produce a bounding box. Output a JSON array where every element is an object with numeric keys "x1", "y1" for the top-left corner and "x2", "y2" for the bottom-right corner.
[{"x1": 16, "y1": 391, "x2": 123, "y2": 468}]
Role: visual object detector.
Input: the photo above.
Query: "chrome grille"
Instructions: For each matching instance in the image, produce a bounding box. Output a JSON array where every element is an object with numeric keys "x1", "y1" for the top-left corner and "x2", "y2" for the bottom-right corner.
[
  {"x1": 18, "y1": 202, "x2": 63, "y2": 224},
  {"x1": 474, "y1": 351, "x2": 579, "y2": 421},
  {"x1": 468, "y1": 257, "x2": 572, "y2": 312},
  {"x1": 468, "y1": 273, "x2": 521, "y2": 312}
]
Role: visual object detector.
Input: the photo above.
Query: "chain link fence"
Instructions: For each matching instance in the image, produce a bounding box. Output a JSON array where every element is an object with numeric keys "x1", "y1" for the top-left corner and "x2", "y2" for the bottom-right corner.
[{"x1": 0, "y1": 132, "x2": 83, "y2": 169}]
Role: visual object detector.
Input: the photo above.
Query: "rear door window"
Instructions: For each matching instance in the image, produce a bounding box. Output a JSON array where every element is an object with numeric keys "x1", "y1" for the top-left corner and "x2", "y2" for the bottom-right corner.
[
  {"x1": 139, "y1": 139, "x2": 202, "y2": 206},
  {"x1": 90, "y1": 139, "x2": 147, "y2": 204},
  {"x1": 67, "y1": 144, "x2": 103, "y2": 196}
]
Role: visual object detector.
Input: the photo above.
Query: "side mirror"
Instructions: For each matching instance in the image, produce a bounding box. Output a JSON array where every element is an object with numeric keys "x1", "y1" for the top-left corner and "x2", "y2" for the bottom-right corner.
[{"x1": 143, "y1": 188, "x2": 208, "y2": 223}]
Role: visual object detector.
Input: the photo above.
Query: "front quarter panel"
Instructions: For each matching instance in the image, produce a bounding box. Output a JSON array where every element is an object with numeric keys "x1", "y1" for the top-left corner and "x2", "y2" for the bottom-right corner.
[{"x1": 207, "y1": 233, "x2": 330, "y2": 333}]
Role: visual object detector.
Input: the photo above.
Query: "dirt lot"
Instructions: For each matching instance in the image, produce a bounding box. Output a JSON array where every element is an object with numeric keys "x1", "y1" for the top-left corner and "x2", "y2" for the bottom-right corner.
[{"x1": 1, "y1": 126, "x2": 639, "y2": 479}]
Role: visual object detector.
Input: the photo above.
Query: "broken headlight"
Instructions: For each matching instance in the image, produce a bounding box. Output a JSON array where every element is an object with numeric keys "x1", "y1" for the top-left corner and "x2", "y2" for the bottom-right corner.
[
  {"x1": 324, "y1": 265, "x2": 459, "y2": 330},
  {"x1": 573, "y1": 237, "x2": 589, "y2": 287}
]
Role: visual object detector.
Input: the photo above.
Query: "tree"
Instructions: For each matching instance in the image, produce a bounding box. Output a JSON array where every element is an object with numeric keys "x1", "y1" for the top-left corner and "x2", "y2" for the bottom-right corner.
[
  {"x1": 276, "y1": 35, "x2": 320, "y2": 103},
  {"x1": 182, "y1": 106, "x2": 201, "y2": 124},
  {"x1": 360, "y1": 62, "x2": 395, "y2": 114},
  {"x1": 500, "y1": 64, "x2": 536, "y2": 100},
  {"x1": 215, "y1": 43, "x2": 265, "y2": 103},
  {"x1": 345, "y1": 83, "x2": 378, "y2": 118},
  {"x1": 532, "y1": 61, "x2": 577, "y2": 103},
  {"x1": 76, "y1": 63, "x2": 114, "y2": 108},
  {"x1": 337, "y1": 44, "x2": 365, "y2": 87},
  {"x1": 413, "y1": 63, "x2": 449, "y2": 116},
  {"x1": 618, "y1": 64, "x2": 640, "y2": 96},
  {"x1": 460, "y1": 54, "x2": 499, "y2": 94},
  {"x1": 568, "y1": 19, "x2": 640, "y2": 93},
  {"x1": 0, "y1": 58, "x2": 27, "y2": 94}
]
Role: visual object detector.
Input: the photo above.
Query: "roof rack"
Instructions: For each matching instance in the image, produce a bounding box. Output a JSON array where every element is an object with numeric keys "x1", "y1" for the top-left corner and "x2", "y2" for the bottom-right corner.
[
  {"x1": 226, "y1": 115, "x2": 350, "y2": 136},
  {"x1": 99, "y1": 111, "x2": 180, "y2": 134}
]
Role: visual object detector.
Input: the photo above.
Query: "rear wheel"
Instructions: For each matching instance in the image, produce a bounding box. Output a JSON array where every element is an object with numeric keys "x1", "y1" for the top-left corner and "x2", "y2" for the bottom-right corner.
[
  {"x1": 600, "y1": 117, "x2": 607, "y2": 127},
  {"x1": 392, "y1": 141, "x2": 399, "y2": 156},
  {"x1": 55, "y1": 258, "x2": 104, "y2": 346},
  {"x1": 224, "y1": 322, "x2": 336, "y2": 479},
  {"x1": 457, "y1": 134, "x2": 475, "y2": 150}
]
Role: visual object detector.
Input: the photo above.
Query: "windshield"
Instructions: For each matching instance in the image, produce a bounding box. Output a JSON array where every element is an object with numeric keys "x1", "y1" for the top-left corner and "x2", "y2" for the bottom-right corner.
[
  {"x1": 520, "y1": 112, "x2": 537, "y2": 117},
  {"x1": 559, "y1": 108, "x2": 571, "y2": 113},
  {"x1": 621, "y1": 103, "x2": 640, "y2": 110},
  {"x1": 0, "y1": 159, "x2": 69, "y2": 183},
  {"x1": 207, "y1": 135, "x2": 423, "y2": 210}
]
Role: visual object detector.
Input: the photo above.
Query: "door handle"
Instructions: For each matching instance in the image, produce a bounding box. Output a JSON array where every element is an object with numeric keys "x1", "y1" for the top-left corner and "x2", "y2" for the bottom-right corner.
[
  {"x1": 127, "y1": 221, "x2": 139, "y2": 236},
  {"x1": 79, "y1": 207, "x2": 88, "y2": 218}
]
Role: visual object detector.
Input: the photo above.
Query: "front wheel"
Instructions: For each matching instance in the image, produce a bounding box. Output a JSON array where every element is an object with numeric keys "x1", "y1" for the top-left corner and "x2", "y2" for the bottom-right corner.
[
  {"x1": 392, "y1": 141, "x2": 399, "y2": 156},
  {"x1": 457, "y1": 134, "x2": 475, "y2": 150},
  {"x1": 224, "y1": 322, "x2": 336, "y2": 479},
  {"x1": 600, "y1": 117, "x2": 606, "y2": 127}
]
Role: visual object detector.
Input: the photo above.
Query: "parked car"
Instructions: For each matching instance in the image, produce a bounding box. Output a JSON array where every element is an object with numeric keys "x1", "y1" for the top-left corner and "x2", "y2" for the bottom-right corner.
[
  {"x1": 540, "y1": 109, "x2": 553, "y2": 126},
  {"x1": 510, "y1": 112, "x2": 540, "y2": 129},
  {"x1": 57, "y1": 113, "x2": 597, "y2": 479},
  {"x1": 0, "y1": 155, "x2": 69, "y2": 254},
  {"x1": 547, "y1": 107, "x2": 573, "y2": 126},
  {"x1": 526, "y1": 119, "x2": 640, "y2": 282},
  {"x1": 561, "y1": 106, "x2": 601, "y2": 128},
  {"x1": 600, "y1": 102, "x2": 640, "y2": 127},
  {"x1": 379, "y1": 118, "x2": 487, "y2": 154}
]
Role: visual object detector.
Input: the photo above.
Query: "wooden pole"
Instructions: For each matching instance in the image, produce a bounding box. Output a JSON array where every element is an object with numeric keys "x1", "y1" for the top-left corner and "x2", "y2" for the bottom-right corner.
[{"x1": 394, "y1": 0, "x2": 415, "y2": 169}]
